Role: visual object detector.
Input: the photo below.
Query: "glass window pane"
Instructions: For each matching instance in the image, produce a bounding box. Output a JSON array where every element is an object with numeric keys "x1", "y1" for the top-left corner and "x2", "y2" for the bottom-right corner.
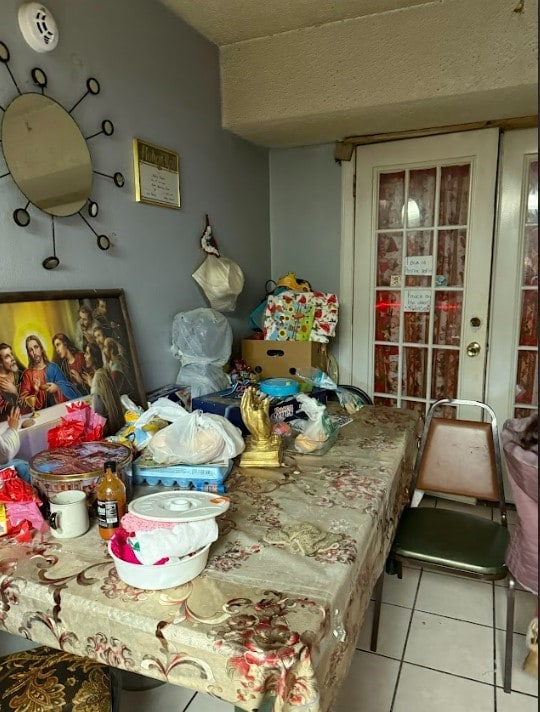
[
  {"x1": 515, "y1": 350, "x2": 538, "y2": 405},
  {"x1": 527, "y1": 160, "x2": 538, "y2": 224},
  {"x1": 433, "y1": 291, "x2": 463, "y2": 345},
  {"x1": 402, "y1": 347, "x2": 428, "y2": 398},
  {"x1": 377, "y1": 233, "x2": 403, "y2": 286},
  {"x1": 519, "y1": 290, "x2": 538, "y2": 346},
  {"x1": 431, "y1": 349, "x2": 459, "y2": 400},
  {"x1": 409, "y1": 168, "x2": 436, "y2": 227},
  {"x1": 439, "y1": 164, "x2": 470, "y2": 226},
  {"x1": 436, "y1": 230, "x2": 466, "y2": 287},
  {"x1": 403, "y1": 312, "x2": 430, "y2": 343},
  {"x1": 375, "y1": 291, "x2": 401, "y2": 342},
  {"x1": 374, "y1": 345, "x2": 399, "y2": 394},
  {"x1": 378, "y1": 172, "x2": 405, "y2": 229},
  {"x1": 405, "y1": 230, "x2": 433, "y2": 287},
  {"x1": 522, "y1": 226, "x2": 538, "y2": 286}
]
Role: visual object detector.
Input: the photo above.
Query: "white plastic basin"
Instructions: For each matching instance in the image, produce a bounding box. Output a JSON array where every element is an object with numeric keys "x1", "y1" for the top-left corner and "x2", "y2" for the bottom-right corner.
[{"x1": 108, "y1": 542, "x2": 210, "y2": 590}]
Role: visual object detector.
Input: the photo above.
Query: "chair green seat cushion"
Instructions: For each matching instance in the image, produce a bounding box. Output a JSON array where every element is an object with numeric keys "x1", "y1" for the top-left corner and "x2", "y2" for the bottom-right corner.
[
  {"x1": 0, "y1": 645, "x2": 113, "y2": 711},
  {"x1": 391, "y1": 508, "x2": 510, "y2": 577}
]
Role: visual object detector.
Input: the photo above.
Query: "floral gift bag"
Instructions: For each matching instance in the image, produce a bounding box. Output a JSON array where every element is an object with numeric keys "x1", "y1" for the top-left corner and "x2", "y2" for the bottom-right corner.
[{"x1": 263, "y1": 290, "x2": 339, "y2": 342}]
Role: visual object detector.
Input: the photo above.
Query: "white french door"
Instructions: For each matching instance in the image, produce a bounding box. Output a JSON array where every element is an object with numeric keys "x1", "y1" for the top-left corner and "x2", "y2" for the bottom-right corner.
[
  {"x1": 486, "y1": 128, "x2": 538, "y2": 422},
  {"x1": 346, "y1": 129, "x2": 499, "y2": 418}
]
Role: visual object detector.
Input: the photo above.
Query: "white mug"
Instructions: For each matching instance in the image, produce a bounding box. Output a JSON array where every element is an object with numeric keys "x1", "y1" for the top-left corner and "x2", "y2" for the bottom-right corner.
[{"x1": 48, "y1": 490, "x2": 89, "y2": 539}]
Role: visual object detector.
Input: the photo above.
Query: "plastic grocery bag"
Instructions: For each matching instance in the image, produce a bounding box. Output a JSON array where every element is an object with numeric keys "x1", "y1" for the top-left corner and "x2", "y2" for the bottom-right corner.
[
  {"x1": 293, "y1": 393, "x2": 337, "y2": 453},
  {"x1": 295, "y1": 368, "x2": 365, "y2": 414},
  {"x1": 171, "y1": 308, "x2": 232, "y2": 398},
  {"x1": 146, "y1": 402, "x2": 245, "y2": 465}
]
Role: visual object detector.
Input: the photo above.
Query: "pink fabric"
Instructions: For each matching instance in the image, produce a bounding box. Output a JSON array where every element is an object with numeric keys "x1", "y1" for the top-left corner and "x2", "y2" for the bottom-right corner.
[
  {"x1": 121, "y1": 512, "x2": 178, "y2": 531},
  {"x1": 501, "y1": 415, "x2": 538, "y2": 594}
]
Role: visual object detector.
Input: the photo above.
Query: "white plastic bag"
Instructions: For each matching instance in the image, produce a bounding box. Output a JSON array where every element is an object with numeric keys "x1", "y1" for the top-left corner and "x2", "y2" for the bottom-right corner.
[
  {"x1": 171, "y1": 308, "x2": 233, "y2": 398},
  {"x1": 192, "y1": 254, "x2": 244, "y2": 312},
  {"x1": 294, "y1": 393, "x2": 337, "y2": 453},
  {"x1": 147, "y1": 409, "x2": 245, "y2": 465}
]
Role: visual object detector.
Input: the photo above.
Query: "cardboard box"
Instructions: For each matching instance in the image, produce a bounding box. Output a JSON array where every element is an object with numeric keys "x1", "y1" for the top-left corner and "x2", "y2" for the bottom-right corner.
[{"x1": 241, "y1": 340, "x2": 328, "y2": 379}]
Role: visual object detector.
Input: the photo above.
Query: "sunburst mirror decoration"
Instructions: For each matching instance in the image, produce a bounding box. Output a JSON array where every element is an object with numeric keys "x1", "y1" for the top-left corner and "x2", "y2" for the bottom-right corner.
[{"x1": 0, "y1": 40, "x2": 125, "y2": 270}]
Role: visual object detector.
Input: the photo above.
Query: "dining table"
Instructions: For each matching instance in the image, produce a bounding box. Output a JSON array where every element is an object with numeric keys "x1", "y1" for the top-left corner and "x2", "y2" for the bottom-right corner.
[{"x1": 0, "y1": 404, "x2": 421, "y2": 712}]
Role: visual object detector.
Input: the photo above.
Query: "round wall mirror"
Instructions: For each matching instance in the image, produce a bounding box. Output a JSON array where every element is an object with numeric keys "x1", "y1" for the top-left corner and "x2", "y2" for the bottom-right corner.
[{"x1": 1, "y1": 92, "x2": 93, "y2": 217}]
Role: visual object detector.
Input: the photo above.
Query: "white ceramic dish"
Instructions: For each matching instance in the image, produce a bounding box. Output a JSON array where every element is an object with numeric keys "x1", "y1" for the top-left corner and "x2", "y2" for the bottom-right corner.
[{"x1": 108, "y1": 541, "x2": 210, "y2": 590}]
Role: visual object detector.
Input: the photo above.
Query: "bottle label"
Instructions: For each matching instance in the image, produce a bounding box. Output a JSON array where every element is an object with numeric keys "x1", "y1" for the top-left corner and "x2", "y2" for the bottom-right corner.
[{"x1": 97, "y1": 500, "x2": 120, "y2": 529}]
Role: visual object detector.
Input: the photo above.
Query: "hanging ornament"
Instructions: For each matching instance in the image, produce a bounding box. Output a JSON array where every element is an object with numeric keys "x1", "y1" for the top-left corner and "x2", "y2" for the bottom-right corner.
[{"x1": 200, "y1": 214, "x2": 220, "y2": 257}]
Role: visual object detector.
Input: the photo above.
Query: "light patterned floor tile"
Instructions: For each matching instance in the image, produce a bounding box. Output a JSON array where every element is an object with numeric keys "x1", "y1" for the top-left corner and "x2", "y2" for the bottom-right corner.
[
  {"x1": 0, "y1": 632, "x2": 38, "y2": 656},
  {"x1": 334, "y1": 650, "x2": 399, "y2": 712},
  {"x1": 495, "y1": 630, "x2": 539, "y2": 696},
  {"x1": 356, "y1": 601, "x2": 412, "y2": 659},
  {"x1": 496, "y1": 689, "x2": 539, "y2": 711},
  {"x1": 378, "y1": 566, "x2": 421, "y2": 608},
  {"x1": 494, "y1": 586, "x2": 537, "y2": 634},
  {"x1": 393, "y1": 663, "x2": 494, "y2": 712},
  {"x1": 415, "y1": 570, "x2": 494, "y2": 626},
  {"x1": 404, "y1": 611, "x2": 494, "y2": 684},
  {"x1": 119, "y1": 682, "x2": 196, "y2": 712}
]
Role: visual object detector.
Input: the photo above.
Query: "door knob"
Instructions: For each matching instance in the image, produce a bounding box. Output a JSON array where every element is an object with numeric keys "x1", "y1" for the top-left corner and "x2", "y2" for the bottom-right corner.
[{"x1": 466, "y1": 341, "x2": 481, "y2": 357}]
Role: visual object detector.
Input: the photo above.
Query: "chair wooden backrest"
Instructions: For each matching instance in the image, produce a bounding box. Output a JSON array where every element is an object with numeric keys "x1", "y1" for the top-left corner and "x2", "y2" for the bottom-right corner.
[{"x1": 414, "y1": 398, "x2": 506, "y2": 508}]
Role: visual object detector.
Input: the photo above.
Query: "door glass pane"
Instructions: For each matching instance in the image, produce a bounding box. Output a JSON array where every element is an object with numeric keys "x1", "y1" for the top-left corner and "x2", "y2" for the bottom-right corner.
[
  {"x1": 374, "y1": 345, "x2": 399, "y2": 394},
  {"x1": 431, "y1": 349, "x2": 459, "y2": 400},
  {"x1": 526, "y1": 160, "x2": 538, "y2": 224},
  {"x1": 374, "y1": 162, "x2": 471, "y2": 414},
  {"x1": 436, "y1": 230, "x2": 466, "y2": 287},
  {"x1": 409, "y1": 168, "x2": 436, "y2": 227},
  {"x1": 523, "y1": 226, "x2": 538, "y2": 286},
  {"x1": 514, "y1": 159, "x2": 538, "y2": 417},
  {"x1": 378, "y1": 172, "x2": 405, "y2": 229},
  {"x1": 402, "y1": 347, "x2": 428, "y2": 397},
  {"x1": 439, "y1": 165, "x2": 470, "y2": 225},
  {"x1": 405, "y1": 231, "x2": 433, "y2": 287},
  {"x1": 404, "y1": 312, "x2": 429, "y2": 343},
  {"x1": 375, "y1": 291, "x2": 401, "y2": 342},
  {"x1": 433, "y1": 291, "x2": 463, "y2": 346},
  {"x1": 377, "y1": 233, "x2": 403, "y2": 286}
]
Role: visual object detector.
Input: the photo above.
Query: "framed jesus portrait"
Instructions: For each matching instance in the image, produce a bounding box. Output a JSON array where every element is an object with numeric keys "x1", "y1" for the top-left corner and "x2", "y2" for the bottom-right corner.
[{"x1": 0, "y1": 289, "x2": 147, "y2": 435}]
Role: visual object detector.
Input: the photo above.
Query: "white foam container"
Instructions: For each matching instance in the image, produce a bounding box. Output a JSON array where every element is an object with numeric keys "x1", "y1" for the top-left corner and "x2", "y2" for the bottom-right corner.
[{"x1": 109, "y1": 542, "x2": 210, "y2": 590}]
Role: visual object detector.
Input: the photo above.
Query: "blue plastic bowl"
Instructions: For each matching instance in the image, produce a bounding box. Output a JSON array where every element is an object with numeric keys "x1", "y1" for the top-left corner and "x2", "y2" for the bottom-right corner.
[{"x1": 259, "y1": 378, "x2": 300, "y2": 397}]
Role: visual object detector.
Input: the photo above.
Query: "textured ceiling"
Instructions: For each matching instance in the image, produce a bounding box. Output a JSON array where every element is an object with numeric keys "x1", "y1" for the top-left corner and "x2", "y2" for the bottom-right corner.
[{"x1": 157, "y1": 0, "x2": 433, "y2": 45}]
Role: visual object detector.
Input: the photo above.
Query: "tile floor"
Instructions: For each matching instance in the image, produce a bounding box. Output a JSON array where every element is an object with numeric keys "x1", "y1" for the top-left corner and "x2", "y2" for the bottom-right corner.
[{"x1": 1, "y1": 497, "x2": 537, "y2": 711}]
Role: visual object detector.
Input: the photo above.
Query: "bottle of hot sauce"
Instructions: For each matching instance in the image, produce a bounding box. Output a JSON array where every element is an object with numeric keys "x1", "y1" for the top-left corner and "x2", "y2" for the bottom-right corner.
[{"x1": 96, "y1": 460, "x2": 126, "y2": 540}]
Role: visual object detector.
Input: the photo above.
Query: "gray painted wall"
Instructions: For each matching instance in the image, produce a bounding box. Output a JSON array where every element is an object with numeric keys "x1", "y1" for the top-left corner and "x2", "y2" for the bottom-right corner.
[
  {"x1": 0, "y1": 0, "x2": 270, "y2": 391},
  {"x1": 269, "y1": 144, "x2": 341, "y2": 294}
]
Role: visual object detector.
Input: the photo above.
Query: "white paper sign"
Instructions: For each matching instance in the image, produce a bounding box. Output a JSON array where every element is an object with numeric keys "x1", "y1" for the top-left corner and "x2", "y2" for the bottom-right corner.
[
  {"x1": 140, "y1": 162, "x2": 179, "y2": 206},
  {"x1": 404, "y1": 289, "x2": 431, "y2": 312},
  {"x1": 405, "y1": 255, "x2": 433, "y2": 275}
]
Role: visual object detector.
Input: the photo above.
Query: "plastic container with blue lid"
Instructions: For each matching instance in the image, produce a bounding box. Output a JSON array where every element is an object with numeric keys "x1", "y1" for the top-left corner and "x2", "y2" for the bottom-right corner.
[{"x1": 259, "y1": 378, "x2": 300, "y2": 398}]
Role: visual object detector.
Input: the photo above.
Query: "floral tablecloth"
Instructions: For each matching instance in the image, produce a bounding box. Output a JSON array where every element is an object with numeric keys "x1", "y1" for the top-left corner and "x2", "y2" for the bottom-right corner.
[{"x1": 0, "y1": 406, "x2": 420, "y2": 712}]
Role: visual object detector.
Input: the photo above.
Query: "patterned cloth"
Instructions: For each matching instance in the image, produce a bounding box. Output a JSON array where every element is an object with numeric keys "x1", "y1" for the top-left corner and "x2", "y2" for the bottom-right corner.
[
  {"x1": 0, "y1": 406, "x2": 419, "y2": 712},
  {"x1": 0, "y1": 645, "x2": 115, "y2": 711},
  {"x1": 263, "y1": 290, "x2": 339, "y2": 343}
]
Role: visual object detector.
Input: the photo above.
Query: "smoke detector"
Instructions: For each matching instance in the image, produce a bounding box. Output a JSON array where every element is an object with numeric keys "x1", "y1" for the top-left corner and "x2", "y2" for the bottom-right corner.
[{"x1": 18, "y1": 3, "x2": 59, "y2": 53}]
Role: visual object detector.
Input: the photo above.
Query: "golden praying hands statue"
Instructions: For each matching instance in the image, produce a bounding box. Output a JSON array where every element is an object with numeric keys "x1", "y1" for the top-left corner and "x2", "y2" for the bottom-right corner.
[{"x1": 239, "y1": 386, "x2": 283, "y2": 468}]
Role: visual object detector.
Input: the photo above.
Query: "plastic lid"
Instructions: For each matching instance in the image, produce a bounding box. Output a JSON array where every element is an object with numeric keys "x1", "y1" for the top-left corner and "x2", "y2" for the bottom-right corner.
[
  {"x1": 128, "y1": 491, "x2": 230, "y2": 523},
  {"x1": 259, "y1": 378, "x2": 299, "y2": 397}
]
